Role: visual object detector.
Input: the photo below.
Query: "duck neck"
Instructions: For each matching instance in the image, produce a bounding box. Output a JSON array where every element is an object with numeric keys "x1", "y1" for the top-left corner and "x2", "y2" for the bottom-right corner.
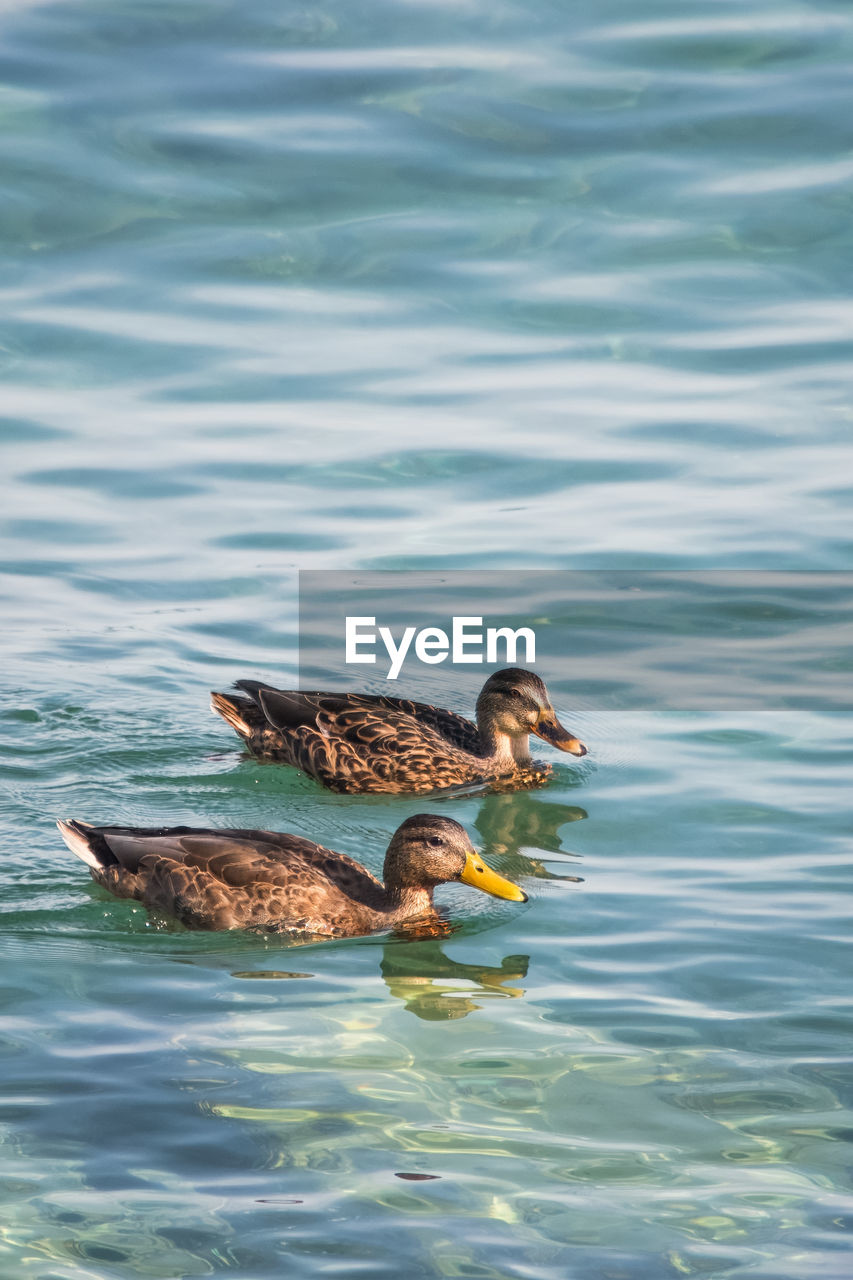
[
  {"x1": 478, "y1": 723, "x2": 531, "y2": 768},
  {"x1": 384, "y1": 883, "x2": 436, "y2": 923}
]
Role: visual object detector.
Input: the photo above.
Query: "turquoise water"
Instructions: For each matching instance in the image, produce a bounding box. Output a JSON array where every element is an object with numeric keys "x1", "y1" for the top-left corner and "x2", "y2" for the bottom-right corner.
[{"x1": 2, "y1": 0, "x2": 853, "y2": 1276}]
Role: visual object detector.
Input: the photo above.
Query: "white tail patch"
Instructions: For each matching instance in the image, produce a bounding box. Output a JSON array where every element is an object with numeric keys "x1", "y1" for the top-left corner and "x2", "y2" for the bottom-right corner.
[{"x1": 57, "y1": 820, "x2": 101, "y2": 868}]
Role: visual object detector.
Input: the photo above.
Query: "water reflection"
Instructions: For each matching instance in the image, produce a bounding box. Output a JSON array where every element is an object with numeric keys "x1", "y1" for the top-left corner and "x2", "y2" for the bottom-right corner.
[
  {"x1": 474, "y1": 791, "x2": 587, "y2": 883},
  {"x1": 380, "y1": 939, "x2": 529, "y2": 1021},
  {"x1": 230, "y1": 940, "x2": 529, "y2": 1021}
]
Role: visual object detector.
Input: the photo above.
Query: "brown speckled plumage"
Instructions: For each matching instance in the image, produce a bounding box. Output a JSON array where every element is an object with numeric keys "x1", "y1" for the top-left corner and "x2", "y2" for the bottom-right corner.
[
  {"x1": 58, "y1": 814, "x2": 527, "y2": 938},
  {"x1": 210, "y1": 669, "x2": 587, "y2": 795}
]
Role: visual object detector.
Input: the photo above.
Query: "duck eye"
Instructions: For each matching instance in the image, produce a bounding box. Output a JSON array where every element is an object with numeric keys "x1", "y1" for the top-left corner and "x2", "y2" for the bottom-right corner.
[{"x1": 427, "y1": 836, "x2": 442, "y2": 847}]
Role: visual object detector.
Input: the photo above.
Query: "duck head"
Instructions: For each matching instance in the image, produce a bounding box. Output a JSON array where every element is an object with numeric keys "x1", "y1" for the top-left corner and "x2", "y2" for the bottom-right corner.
[
  {"x1": 384, "y1": 815, "x2": 527, "y2": 902},
  {"x1": 475, "y1": 668, "x2": 587, "y2": 763}
]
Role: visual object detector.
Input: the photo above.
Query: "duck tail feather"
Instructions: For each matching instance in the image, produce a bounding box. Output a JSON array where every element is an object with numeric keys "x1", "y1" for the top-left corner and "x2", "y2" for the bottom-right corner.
[
  {"x1": 57, "y1": 819, "x2": 104, "y2": 869},
  {"x1": 210, "y1": 691, "x2": 253, "y2": 737}
]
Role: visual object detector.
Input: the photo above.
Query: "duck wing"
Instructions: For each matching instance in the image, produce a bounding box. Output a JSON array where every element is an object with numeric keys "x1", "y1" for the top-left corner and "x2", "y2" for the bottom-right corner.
[
  {"x1": 235, "y1": 683, "x2": 481, "y2": 754},
  {"x1": 360, "y1": 693, "x2": 480, "y2": 753},
  {"x1": 251, "y1": 692, "x2": 482, "y2": 793},
  {"x1": 62, "y1": 823, "x2": 384, "y2": 931}
]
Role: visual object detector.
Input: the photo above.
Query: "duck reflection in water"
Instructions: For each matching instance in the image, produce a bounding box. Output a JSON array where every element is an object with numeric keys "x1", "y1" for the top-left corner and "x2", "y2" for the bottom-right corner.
[
  {"x1": 230, "y1": 935, "x2": 529, "y2": 1021},
  {"x1": 473, "y1": 791, "x2": 587, "y2": 884},
  {"x1": 380, "y1": 936, "x2": 529, "y2": 1021}
]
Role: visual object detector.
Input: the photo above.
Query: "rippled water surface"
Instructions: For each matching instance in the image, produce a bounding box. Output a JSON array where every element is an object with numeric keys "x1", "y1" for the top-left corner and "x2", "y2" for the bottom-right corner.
[{"x1": 2, "y1": 1, "x2": 853, "y2": 1277}]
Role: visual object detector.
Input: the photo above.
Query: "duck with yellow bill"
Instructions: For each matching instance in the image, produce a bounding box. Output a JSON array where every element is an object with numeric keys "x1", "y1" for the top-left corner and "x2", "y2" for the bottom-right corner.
[{"x1": 57, "y1": 814, "x2": 526, "y2": 939}]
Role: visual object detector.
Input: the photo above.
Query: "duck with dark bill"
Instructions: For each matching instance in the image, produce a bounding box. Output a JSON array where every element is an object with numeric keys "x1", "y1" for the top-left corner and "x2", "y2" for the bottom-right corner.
[{"x1": 211, "y1": 668, "x2": 588, "y2": 794}]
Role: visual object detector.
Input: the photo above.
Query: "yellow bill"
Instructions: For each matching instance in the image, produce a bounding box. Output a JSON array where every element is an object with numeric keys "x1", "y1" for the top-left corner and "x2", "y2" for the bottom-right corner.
[{"x1": 459, "y1": 849, "x2": 527, "y2": 902}]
